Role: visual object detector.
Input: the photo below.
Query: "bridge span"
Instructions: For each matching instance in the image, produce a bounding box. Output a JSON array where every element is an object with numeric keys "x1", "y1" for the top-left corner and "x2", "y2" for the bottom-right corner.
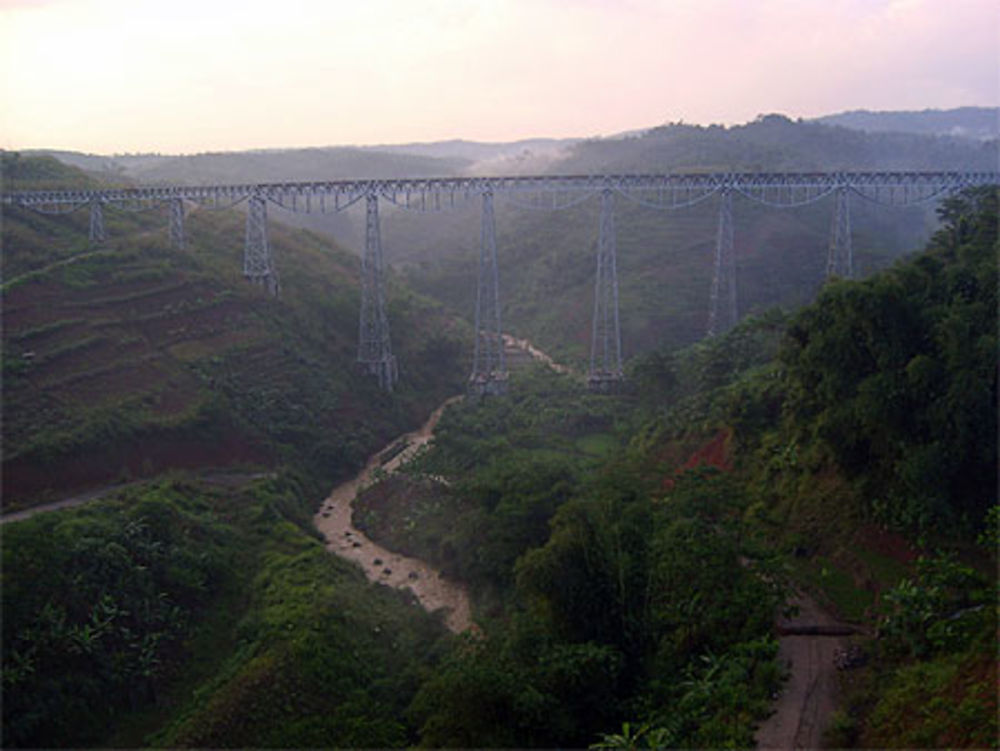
[{"x1": 4, "y1": 171, "x2": 997, "y2": 393}]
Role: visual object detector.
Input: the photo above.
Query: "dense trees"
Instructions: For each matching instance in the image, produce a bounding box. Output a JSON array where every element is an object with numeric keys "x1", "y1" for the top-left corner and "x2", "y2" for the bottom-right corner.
[
  {"x1": 2, "y1": 484, "x2": 234, "y2": 746},
  {"x1": 2, "y1": 477, "x2": 450, "y2": 749},
  {"x1": 3, "y1": 151, "x2": 995, "y2": 747},
  {"x1": 352, "y1": 366, "x2": 785, "y2": 747},
  {"x1": 781, "y1": 187, "x2": 997, "y2": 533}
]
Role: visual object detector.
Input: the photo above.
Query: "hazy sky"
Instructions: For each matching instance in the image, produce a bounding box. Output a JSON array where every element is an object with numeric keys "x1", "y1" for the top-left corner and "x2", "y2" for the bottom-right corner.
[{"x1": 1, "y1": 0, "x2": 997, "y2": 154}]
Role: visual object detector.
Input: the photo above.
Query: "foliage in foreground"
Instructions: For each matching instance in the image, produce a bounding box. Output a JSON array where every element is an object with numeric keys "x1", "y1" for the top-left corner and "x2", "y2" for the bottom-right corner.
[
  {"x1": 603, "y1": 187, "x2": 998, "y2": 748},
  {"x1": 2, "y1": 477, "x2": 449, "y2": 748},
  {"x1": 355, "y1": 367, "x2": 784, "y2": 747},
  {"x1": 779, "y1": 188, "x2": 998, "y2": 534}
]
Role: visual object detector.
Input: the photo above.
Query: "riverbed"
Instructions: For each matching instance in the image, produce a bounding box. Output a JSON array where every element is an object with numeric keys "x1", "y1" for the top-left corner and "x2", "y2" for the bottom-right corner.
[{"x1": 312, "y1": 396, "x2": 473, "y2": 633}]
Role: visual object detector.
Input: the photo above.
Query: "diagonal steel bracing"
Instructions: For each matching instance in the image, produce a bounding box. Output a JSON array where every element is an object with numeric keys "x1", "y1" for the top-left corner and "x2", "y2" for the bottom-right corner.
[
  {"x1": 470, "y1": 190, "x2": 507, "y2": 396},
  {"x1": 589, "y1": 189, "x2": 624, "y2": 392},
  {"x1": 244, "y1": 192, "x2": 279, "y2": 296},
  {"x1": 707, "y1": 188, "x2": 737, "y2": 337},
  {"x1": 358, "y1": 193, "x2": 398, "y2": 391},
  {"x1": 169, "y1": 198, "x2": 185, "y2": 250},
  {"x1": 827, "y1": 186, "x2": 853, "y2": 278},
  {"x1": 6, "y1": 170, "x2": 996, "y2": 395},
  {"x1": 88, "y1": 199, "x2": 106, "y2": 245}
]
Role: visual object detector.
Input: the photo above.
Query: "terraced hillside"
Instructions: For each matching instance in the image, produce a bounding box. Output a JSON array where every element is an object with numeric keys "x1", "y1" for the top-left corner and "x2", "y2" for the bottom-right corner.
[{"x1": 2, "y1": 155, "x2": 470, "y2": 509}]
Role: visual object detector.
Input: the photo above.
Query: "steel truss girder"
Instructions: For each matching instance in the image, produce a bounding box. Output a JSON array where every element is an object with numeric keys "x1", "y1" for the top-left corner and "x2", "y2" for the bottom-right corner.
[
  {"x1": 4, "y1": 170, "x2": 996, "y2": 397},
  {"x1": 358, "y1": 193, "x2": 398, "y2": 392},
  {"x1": 589, "y1": 189, "x2": 624, "y2": 392},
  {"x1": 5, "y1": 171, "x2": 996, "y2": 212},
  {"x1": 244, "y1": 193, "x2": 279, "y2": 296},
  {"x1": 708, "y1": 189, "x2": 737, "y2": 337},
  {"x1": 470, "y1": 190, "x2": 507, "y2": 396}
]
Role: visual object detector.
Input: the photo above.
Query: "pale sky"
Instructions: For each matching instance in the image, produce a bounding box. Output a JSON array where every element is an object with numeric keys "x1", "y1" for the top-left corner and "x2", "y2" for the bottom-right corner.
[{"x1": 1, "y1": 0, "x2": 997, "y2": 154}]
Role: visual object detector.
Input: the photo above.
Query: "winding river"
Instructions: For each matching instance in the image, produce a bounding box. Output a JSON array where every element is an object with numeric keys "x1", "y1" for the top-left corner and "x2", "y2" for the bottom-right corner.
[
  {"x1": 312, "y1": 336, "x2": 573, "y2": 633},
  {"x1": 312, "y1": 396, "x2": 473, "y2": 633}
]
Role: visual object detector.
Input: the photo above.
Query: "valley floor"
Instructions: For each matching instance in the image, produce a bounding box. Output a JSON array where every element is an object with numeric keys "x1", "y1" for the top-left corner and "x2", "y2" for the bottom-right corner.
[{"x1": 313, "y1": 396, "x2": 473, "y2": 633}]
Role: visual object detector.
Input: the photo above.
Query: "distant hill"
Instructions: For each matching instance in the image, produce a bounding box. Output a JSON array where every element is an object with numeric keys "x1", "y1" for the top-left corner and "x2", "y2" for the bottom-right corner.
[
  {"x1": 358, "y1": 137, "x2": 581, "y2": 175},
  {"x1": 552, "y1": 113, "x2": 997, "y2": 173},
  {"x1": 28, "y1": 146, "x2": 467, "y2": 185},
  {"x1": 812, "y1": 106, "x2": 1000, "y2": 141},
  {"x1": 358, "y1": 137, "x2": 579, "y2": 160}
]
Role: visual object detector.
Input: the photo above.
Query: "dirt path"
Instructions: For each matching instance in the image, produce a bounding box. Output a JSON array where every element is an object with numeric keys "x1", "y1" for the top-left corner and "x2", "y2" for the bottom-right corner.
[
  {"x1": 755, "y1": 591, "x2": 852, "y2": 750},
  {"x1": 0, "y1": 471, "x2": 275, "y2": 525},
  {"x1": 313, "y1": 397, "x2": 474, "y2": 633},
  {"x1": 502, "y1": 333, "x2": 572, "y2": 375},
  {"x1": 1, "y1": 484, "x2": 135, "y2": 525}
]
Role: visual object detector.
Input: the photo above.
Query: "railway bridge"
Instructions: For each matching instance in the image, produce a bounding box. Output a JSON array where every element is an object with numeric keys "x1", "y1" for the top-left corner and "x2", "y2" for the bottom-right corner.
[{"x1": 4, "y1": 171, "x2": 996, "y2": 393}]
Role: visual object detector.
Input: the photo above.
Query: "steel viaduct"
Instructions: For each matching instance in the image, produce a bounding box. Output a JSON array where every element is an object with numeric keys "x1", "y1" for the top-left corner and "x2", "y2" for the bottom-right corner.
[{"x1": 3, "y1": 171, "x2": 997, "y2": 394}]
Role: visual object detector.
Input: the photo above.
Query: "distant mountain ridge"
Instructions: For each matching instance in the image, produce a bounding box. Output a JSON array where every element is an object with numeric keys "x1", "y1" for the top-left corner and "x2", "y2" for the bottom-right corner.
[
  {"x1": 24, "y1": 146, "x2": 467, "y2": 185},
  {"x1": 812, "y1": 106, "x2": 999, "y2": 141},
  {"x1": 21, "y1": 108, "x2": 996, "y2": 190}
]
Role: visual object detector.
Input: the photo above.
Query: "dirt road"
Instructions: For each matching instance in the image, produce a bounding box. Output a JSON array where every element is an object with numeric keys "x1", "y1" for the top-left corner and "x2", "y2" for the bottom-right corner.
[
  {"x1": 0, "y1": 471, "x2": 275, "y2": 525},
  {"x1": 755, "y1": 592, "x2": 851, "y2": 749},
  {"x1": 502, "y1": 334, "x2": 572, "y2": 374}
]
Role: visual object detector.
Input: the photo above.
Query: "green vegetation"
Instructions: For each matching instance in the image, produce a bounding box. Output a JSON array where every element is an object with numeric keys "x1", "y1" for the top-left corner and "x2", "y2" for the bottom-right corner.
[
  {"x1": 2, "y1": 155, "x2": 469, "y2": 509},
  {"x1": 366, "y1": 186, "x2": 996, "y2": 747},
  {"x1": 2, "y1": 149, "x2": 995, "y2": 748},
  {"x1": 351, "y1": 365, "x2": 784, "y2": 747},
  {"x1": 2, "y1": 482, "x2": 233, "y2": 747},
  {"x1": 713, "y1": 187, "x2": 997, "y2": 746},
  {"x1": 2, "y1": 476, "x2": 449, "y2": 748},
  {"x1": 356, "y1": 367, "x2": 627, "y2": 599},
  {"x1": 780, "y1": 188, "x2": 997, "y2": 534},
  {"x1": 401, "y1": 116, "x2": 995, "y2": 364}
]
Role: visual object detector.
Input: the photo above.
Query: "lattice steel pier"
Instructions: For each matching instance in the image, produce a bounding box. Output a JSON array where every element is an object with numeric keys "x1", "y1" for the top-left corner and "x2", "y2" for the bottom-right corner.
[
  {"x1": 4, "y1": 170, "x2": 995, "y2": 392},
  {"x1": 469, "y1": 190, "x2": 507, "y2": 396},
  {"x1": 358, "y1": 193, "x2": 397, "y2": 391},
  {"x1": 588, "y1": 188, "x2": 624, "y2": 391}
]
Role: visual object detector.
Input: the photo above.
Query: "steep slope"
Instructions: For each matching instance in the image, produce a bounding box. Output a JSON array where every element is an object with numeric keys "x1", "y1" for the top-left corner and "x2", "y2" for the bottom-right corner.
[
  {"x1": 2, "y1": 155, "x2": 470, "y2": 509},
  {"x1": 629, "y1": 186, "x2": 998, "y2": 747}
]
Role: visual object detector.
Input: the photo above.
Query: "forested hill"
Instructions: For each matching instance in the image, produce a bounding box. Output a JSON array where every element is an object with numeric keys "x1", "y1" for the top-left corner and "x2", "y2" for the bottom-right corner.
[
  {"x1": 399, "y1": 116, "x2": 996, "y2": 365},
  {"x1": 549, "y1": 113, "x2": 997, "y2": 173},
  {"x1": 322, "y1": 187, "x2": 998, "y2": 747},
  {"x1": 2, "y1": 154, "x2": 471, "y2": 749},
  {"x1": 1, "y1": 147, "x2": 995, "y2": 749},
  {"x1": 1, "y1": 153, "x2": 469, "y2": 508},
  {"x1": 26, "y1": 146, "x2": 467, "y2": 184}
]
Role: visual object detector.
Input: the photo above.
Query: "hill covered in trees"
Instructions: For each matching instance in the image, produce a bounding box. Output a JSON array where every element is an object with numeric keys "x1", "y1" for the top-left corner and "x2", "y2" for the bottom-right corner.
[
  {"x1": 398, "y1": 115, "x2": 996, "y2": 363},
  {"x1": 357, "y1": 186, "x2": 998, "y2": 747},
  {"x1": 1, "y1": 153, "x2": 469, "y2": 507},
  {"x1": 1, "y1": 152, "x2": 995, "y2": 748},
  {"x1": 30, "y1": 114, "x2": 997, "y2": 368},
  {"x1": 1, "y1": 153, "x2": 470, "y2": 748}
]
